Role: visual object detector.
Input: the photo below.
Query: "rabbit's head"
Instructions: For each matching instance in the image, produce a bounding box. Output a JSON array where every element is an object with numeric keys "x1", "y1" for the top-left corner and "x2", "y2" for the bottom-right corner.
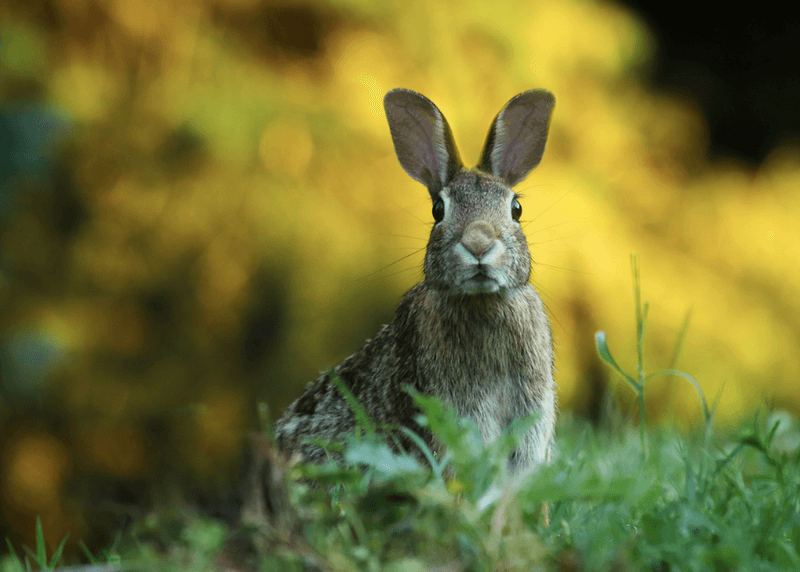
[{"x1": 384, "y1": 89, "x2": 555, "y2": 297}]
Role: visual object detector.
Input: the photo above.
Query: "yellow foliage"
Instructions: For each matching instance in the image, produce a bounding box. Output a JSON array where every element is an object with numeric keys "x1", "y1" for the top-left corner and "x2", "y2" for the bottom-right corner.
[
  {"x1": 4, "y1": 433, "x2": 70, "y2": 513},
  {"x1": 1, "y1": 0, "x2": 799, "y2": 545}
]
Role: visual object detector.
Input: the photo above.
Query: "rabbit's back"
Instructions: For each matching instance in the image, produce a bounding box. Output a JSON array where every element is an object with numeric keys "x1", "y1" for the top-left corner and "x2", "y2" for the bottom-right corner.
[{"x1": 274, "y1": 309, "x2": 428, "y2": 463}]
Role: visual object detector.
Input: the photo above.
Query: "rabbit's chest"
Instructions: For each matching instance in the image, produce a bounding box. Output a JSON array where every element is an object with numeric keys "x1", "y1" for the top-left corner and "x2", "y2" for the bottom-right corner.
[
  {"x1": 442, "y1": 369, "x2": 535, "y2": 442},
  {"x1": 468, "y1": 378, "x2": 519, "y2": 442},
  {"x1": 415, "y1": 286, "x2": 553, "y2": 443}
]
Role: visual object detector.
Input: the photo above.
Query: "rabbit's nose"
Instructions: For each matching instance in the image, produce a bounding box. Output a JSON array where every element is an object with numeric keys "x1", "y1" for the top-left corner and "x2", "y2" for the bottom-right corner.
[{"x1": 461, "y1": 221, "x2": 498, "y2": 259}]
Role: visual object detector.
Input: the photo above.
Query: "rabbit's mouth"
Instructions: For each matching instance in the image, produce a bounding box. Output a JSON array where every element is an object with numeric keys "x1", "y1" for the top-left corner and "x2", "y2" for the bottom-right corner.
[{"x1": 460, "y1": 272, "x2": 502, "y2": 295}]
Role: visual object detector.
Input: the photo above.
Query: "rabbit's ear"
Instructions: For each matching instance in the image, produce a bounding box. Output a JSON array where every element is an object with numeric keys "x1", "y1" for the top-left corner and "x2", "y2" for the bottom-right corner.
[
  {"x1": 478, "y1": 90, "x2": 555, "y2": 187},
  {"x1": 384, "y1": 89, "x2": 463, "y2": 195}
]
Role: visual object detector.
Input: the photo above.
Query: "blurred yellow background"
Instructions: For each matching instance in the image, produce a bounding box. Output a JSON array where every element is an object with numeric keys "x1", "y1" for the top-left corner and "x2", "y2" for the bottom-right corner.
[{"x1": 1, "y1": 0, "x2": 798, "y2": 555}]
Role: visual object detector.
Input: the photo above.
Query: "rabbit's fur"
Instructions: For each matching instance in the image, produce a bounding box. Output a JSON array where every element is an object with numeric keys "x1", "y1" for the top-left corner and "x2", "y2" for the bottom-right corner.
[{"x1": 275, "y1": 88, "x2": 557, "y2": 473}]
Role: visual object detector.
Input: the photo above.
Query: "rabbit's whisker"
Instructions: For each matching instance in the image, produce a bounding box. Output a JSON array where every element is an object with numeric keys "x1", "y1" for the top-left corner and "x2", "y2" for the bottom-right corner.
[{"x1": 349, "y1": 248, "x2": 426, "y2": 284}]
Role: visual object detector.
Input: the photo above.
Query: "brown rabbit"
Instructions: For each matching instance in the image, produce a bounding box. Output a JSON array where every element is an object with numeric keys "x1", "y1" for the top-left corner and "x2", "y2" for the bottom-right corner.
[{"x1": 275, "y1": 88, "x2": 557, "y2": 474}]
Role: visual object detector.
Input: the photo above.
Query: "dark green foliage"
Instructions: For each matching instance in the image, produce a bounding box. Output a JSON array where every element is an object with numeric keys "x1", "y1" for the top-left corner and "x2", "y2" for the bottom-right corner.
[
  {"x1": 4, "y1": 517, "x2": 68, "y2": 572},
  {"x1": 4, "y1": 405, "x2": 800, "y2": 571},
  {"x1": 4, "y1": 259, "x2": 800, "y2": 571}
]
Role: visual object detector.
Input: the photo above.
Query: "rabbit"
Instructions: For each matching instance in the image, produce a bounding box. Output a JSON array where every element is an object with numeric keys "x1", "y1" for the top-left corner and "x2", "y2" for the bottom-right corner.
[{"x1": 275, "y1": 88, "x2": 557, "y2": 475}]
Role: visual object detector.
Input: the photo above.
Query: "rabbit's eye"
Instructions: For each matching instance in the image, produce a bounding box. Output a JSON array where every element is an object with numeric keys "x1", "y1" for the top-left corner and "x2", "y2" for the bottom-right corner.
[
  {"x1": 511, "y1": 198, "x2": 522, "y2": 221},
  {"x1": 432, "y1": 199, "x2": 445, "y2": 223}
]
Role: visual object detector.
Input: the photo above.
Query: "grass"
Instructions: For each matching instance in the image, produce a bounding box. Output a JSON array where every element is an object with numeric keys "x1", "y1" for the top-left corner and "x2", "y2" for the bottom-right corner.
[
  {"x1": 3, "y1": 257, "x2": 800, "y2": 571},
  {"x1": 595, "y1": 254, "x2": 712, "y2": 460},
  {"x1": 4, "y1": 411, "x2": 800, "y2": 571},
  {"x1": 3, "y1": 518, "x2": 68, "y2": 572}
]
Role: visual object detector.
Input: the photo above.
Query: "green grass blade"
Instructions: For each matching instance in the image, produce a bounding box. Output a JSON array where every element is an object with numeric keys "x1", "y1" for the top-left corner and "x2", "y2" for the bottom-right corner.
[
  {"x1": 639, "y1": 300, "x2": 649, "y2": 379},
  {"x1": 594, "y1": 331, "x2": 638, "y2": 389},
  {"x1": 399, "y1": 426, "x2": 445, "y2": 482},
  {"x1": 47, "y1": 533, "x2": 69, "y2": 569},
  {"x1": 662, "y1": 307, "x2": 693, "y2": 411},
  {"x1": 5, "y1": 538, "x2": 24, "y2": 572},
  {"x1": 766, "y1": 418, "x2": 782, "y2": 450},
  {"x1": 647, "y1": 369, "x2": 710, "y2": 422},
  {"x1": 21, "y1": 547, "x2": 38, "y2": 569},
  {"x1": 714, "y1": 441, "x2": 746, "y2": 475},
  {"x1": 631, "y1": 254, "x2": 645, "y2": 378},
  {"x1": 329, "y1": 369, "x2": 375, "y2": 437},
  {"x1": 35, "y1": 517, "x2": 46, "y2": 568},
  {"x1": 669, "y1": 308, "x2": 693, "y2": 370},
  {"x1": 78, "y1": 540, "x2": 96, "y2": 564}
]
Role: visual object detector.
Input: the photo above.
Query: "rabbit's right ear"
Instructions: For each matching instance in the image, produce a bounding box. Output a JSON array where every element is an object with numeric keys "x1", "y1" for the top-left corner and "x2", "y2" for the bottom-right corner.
[
  {"x1": 384, "y1": 89, "x2": 463, "y2": 195},
  {"x1": 478, "y1": 89, "x2": 555, "y2": 188}
]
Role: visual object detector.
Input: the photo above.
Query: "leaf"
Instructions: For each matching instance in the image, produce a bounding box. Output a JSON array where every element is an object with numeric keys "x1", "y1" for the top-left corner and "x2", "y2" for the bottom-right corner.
[
  {"x1": 5, "y1": 538, "x2": 24, "y2": 572},
  {"x1": 647, "y1": 369, "x2": 710, "y2": 422},
  {"x1": 492, "y1": 411, "x2": 542, "y2": 462},
  {"x1": 22, "y1": 547, "x2": 38, "y2": 568},
  {"x1": 631, "y1": 254, "x2": 646, "y2": 366},
  {"x1": 329, "y1": 369, "x2": 375, "y2": 437},
  {"x1": 408, "y1": 387, "x2": 469, "y2": 447},
  {"x1": 669, "y1": 307, "x2": 693, "y2": 370},
  {"x1": 343, "y1": 435, "x2": 421, "y2": 479},
  {"x1": 399, "y1": 426, "x2": 446, "y2": 482},
  {"x1": 36, "y1": 517, "x2": 46, "y2": 568},
  {"x1": 47, "y1": 532, "x2": 68, "y2": 569},
  {"x1": 595, "y1": 331, "x2": 638, "y2": 390},
  {"x1": 78, "y1": 540, "x2": 96, "y2": 564},
  {"x1": 766, "y1": 417, "x2": 782, "y2": 449},
  {"x1": 713, "y1": 441, "x2": 746, "y2": 475}
]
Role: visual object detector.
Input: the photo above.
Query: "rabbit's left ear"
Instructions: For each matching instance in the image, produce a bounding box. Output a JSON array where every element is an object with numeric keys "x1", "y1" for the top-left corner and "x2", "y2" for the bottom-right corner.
[
  {"x1": 478, "y1": 90, "x2": 555, "y2": 187},
  {"x1": 384, "y1": 89, "x2": 463, "y2": 196}
]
